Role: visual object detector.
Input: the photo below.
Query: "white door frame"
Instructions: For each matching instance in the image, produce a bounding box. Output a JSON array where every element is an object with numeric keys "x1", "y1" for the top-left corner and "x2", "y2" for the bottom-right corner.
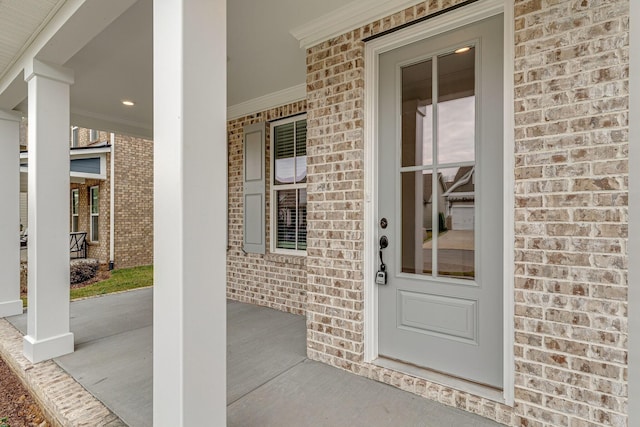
[{"x1": 363, "y1": 0, "x2": 515, "y2": 405}]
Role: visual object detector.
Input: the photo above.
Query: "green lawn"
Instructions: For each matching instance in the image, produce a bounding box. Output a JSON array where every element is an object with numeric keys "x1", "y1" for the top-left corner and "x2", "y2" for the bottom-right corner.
[
  {"x1": 71, "y1": 265, "x2": 153, "y2": 300},
  {"x1": 21, "y1": 265, "x2": 153, "y2": 307}
]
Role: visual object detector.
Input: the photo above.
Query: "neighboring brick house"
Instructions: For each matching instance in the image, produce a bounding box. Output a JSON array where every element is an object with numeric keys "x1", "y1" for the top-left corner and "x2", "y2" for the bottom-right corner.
[
  {"x1": 21, "y1": 126, "x2": 153, "y2": 269},
  {"x1": 226, "y1": 1, "x2": 631, "y2": 426}
]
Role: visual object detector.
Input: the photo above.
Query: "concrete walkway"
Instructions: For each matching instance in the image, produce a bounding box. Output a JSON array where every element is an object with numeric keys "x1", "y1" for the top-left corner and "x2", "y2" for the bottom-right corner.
[{"x1": 6, "y1": 288, "x2": 503, "y2": 426}]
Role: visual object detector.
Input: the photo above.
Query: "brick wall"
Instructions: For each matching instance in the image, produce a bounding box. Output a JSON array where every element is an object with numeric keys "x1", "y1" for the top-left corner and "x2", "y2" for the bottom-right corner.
[
  {"x1": 74, "y1": 128, "x2": 110, "y2": 147},
  {"x1": 66, "y1": 129, "x2": 154, "y2": 269},
  {"x1": 112, "y1": 134, "x2": 154, "y2": 269},
  {"x1": 70, "y1": 174, "x2": 110, "y2": 265},
  {"x1": 513, "y1": 0, "x2": 629, "y2": 426},
  {"x1": 23, "y1": 123, "x2": 153, "y2": 269},
  {"x1": 71, "y1": 128, "x2": 112, "y2": 265},
  {"x1": 302, "y1": 0, "x2": 629, "y2": 426},
  {"x1": 227, "y1": 101, "x2": 308, "y2": 315}
]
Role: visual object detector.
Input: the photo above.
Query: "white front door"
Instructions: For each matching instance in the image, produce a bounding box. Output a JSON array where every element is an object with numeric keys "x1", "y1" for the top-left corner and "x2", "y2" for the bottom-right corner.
[{"x1": 377, "y1": 14, "x2": 504, "y2": 388}]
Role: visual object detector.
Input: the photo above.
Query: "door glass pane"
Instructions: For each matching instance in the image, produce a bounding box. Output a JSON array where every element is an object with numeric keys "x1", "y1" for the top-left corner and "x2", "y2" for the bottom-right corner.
[
  {"x1": 401, "y1": 170, "x2": 434, "y2": 275},
  {"x1": 438, "y1": 166, "x2": 475, "y2": 279},
  {"x1": 401, "y1": 60, "x2": 433, "y2": 167},
  {"x1": 437, "y1": 48, "x2": 475, "y2": 164}
]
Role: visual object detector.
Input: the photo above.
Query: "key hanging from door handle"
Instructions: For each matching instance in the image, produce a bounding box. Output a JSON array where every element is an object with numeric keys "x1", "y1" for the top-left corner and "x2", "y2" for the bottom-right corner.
[{"x1": 376, "y1": 236, "x2": 389, "y2": 285}]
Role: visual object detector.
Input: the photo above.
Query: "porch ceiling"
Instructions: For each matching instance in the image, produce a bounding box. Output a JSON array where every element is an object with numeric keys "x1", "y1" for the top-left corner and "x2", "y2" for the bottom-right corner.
[{"x1": 0, "y1": 0, "x2": 346, "y2": 138}]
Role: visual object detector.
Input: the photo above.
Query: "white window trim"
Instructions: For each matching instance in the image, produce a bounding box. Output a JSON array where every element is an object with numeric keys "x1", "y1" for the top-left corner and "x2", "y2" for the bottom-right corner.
[
  {"x1": 71, "y1": 189, "x2": 79, "y2": 232},
  {"x1": 269, "y1": 114, "x2": 307, "y2": 256},
  {"x1": 90, "y1": 129, "x2": 99, "y2": 142},
  {"x1": 71, "y1": 126, "x2": 79, "y2": 147},
  {"x1": 363, "y1": 0, "x2": 514, "y2": 405},
  {"x1": 89, "y1": 185, "x2": 99, "y2": 242}
]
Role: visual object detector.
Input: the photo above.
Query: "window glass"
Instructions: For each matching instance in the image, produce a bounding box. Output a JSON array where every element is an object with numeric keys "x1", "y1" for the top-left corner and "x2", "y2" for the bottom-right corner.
[
  {"x1": 276, "y1": 189, "x2": 297, "y2": 250},
  {"x1": 72, "y1": 190, "x2": 79, "y2": 215},
  {"x1": 401, "y1": 59, "x2": 433, "y2": 167},
  {"x1": 400, "y1": 46, "x2": 476, "y2": 280},
  {"x1": 71, "y1": 127, "x2": 79, "y2": 147},
  {"x1": 90, "y1": 187, "x2": 99, "y2": 241},
  {"x1": 271, "y1": 117, "x2": 307, "y2": 253},
  {"x1": 71, "y1": 189, "x2": 79, "y2": 232},
  {"x1": 91, "y1": 188, "x2": 99, "y2": 215},
  {"x1": 91, "y1": 217, "x2": 99, "y2": 241},
  {"x1": 437, "y1": 49, "x2": 475, "y2": 165},
  {"x1": 297, "y1": 188, "x2": 307, "y2": 250},
  {"x1": 274, "y1": 123, "x2": 295, "y2": 185},
  {"x1": 295, "y1": 120, "x2": 307, "y2": 183}
]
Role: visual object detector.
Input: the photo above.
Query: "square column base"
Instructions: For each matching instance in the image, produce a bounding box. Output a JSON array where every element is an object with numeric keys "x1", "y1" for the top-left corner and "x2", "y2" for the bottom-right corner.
[
  {"x1": 23, "y1": 332, "x2": 74, "y2": 363},
  {"x1": 0, "y1": 300, "x2": 23, "y2": 318}
]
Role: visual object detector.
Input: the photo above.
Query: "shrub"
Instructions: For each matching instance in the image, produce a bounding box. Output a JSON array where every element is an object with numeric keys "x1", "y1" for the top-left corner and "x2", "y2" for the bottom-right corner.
[{"x1": 70, "y1": 260, "x2": 99, "y2": 284}]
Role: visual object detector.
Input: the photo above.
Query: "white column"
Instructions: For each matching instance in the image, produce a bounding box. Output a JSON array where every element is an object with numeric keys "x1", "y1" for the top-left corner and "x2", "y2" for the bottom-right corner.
[
  {"x1": 153, "y1": 0, "x2": 227, "y2": 425},
  {"x1": 23, "y1": 59, "x2": 74, "y2": 363},
  {"x1": 0, "y1": 110, "x2": 23, "y2": 318}
]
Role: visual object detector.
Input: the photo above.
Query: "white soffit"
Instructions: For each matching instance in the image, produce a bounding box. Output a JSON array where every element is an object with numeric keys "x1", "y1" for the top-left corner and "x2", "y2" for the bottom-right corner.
[
  {"x1": 290, "y1": 0, "x2": 425, "y2": 49},
  {"x1": 0, "y1": 0, "x2": 64, "y2": 82},
  {"x1": 227, "y1": 83, "x2": 306, "y2": 121}
]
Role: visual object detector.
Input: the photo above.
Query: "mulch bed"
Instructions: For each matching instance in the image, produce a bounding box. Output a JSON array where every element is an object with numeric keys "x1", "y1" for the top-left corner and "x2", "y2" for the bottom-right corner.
[
  {"x1": 69, "y1": 270, "x2": 111, "y2": 289},
  {"x1": 0, "y1": 355, "x2": 49, "y2": 427}
]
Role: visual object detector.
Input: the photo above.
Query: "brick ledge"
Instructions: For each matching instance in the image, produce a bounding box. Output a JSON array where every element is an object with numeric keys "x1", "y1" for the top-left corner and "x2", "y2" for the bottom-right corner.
[{"x1": 0, "y1": 318, "x2": 126, "y2": 427}]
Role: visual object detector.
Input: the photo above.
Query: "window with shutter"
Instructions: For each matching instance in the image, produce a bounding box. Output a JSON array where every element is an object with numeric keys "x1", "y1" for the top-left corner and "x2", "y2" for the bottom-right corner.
[{"x1": 270, "y1": 115, "x2": 307, "y2": 254}]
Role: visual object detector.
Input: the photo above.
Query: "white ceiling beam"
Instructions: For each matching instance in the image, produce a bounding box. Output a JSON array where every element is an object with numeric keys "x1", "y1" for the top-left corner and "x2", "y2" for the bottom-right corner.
[{"x1": 71, "y1": 108, "x2": 153, "y2": 140}]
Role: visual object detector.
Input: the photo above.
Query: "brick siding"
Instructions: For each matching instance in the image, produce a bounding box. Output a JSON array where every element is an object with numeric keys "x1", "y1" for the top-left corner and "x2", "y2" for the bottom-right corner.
[
  {"x1": 70, "y1": 177, "x2": 110, "y2": 264},
  {"x1": 512, "y1": 0, "x2": 629, "y2": 426},
  {"x1": 67, "y1": 129, "x2": 154, "y2": 269},
  {"x1": 303, "y1": 0, "x2": 629, "y2": 425},
  {"x1": 227, "y1": 101, "x2": 308, "y2": 315},
  {"x1": 113, "y1": 134, "x2": 154, "y2": 269}
]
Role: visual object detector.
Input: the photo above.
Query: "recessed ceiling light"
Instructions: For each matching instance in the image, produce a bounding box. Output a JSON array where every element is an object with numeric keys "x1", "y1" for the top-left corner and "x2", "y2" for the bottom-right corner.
[
  {"x1": 121, "y1": 100, "x2": 135, "y2": 106},
  {"x1": 454, "y1": 46, "x2": 471, "y2": 54}
]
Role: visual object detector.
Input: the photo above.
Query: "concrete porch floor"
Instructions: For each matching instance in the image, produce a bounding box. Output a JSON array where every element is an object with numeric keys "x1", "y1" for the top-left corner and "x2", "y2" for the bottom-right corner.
[{"x1": 4, "y1": 288, "x2": 503, "y2": 426}]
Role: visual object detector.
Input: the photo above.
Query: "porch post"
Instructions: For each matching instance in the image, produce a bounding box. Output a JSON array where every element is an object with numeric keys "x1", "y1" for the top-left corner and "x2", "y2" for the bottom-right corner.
[
  {"x1": 0, "y1": 110, "x2": 23, "y2": 318},
  {"x1": 153, "y1": 0, "x2": 227, "y2": 425},
  {"x1": 23, "y1": 59, "x2": 74, "y2": 363}
]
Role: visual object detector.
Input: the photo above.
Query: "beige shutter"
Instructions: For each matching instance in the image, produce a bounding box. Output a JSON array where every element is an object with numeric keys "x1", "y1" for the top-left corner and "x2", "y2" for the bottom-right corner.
[{"x1": 243, "y1": 122, "x2": 266, "y2": 254}]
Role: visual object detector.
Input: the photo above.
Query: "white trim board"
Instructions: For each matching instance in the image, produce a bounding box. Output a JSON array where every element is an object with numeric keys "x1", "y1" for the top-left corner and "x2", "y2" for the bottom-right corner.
[
  {"x1": 227, "y1": 84, "x2": 306, "y2": 121},
  {"x1": 363, "y1": 0, "x2": 513, "y2": 405}
]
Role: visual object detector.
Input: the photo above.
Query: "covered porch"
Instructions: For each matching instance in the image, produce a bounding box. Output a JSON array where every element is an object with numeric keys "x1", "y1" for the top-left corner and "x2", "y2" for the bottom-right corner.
[
  {"x1": 0, "y1": 0, "x2": 638, "y2": 426},
  {"x1": 1, "y1": 288, "x2": 500, "y2": 427}
]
